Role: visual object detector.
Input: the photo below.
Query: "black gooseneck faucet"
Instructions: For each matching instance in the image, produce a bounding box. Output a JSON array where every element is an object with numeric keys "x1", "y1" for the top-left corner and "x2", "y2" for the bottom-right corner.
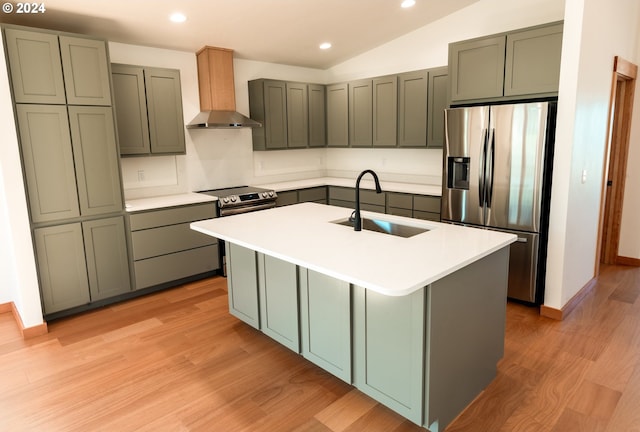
[{"x1": 353, "y1": 169, "x2": 383, "y2": 231}]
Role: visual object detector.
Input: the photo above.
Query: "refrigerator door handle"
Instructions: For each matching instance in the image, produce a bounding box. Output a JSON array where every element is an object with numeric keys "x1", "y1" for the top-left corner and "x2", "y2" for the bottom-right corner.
[
  {"x1": 479, "y1": 128, "x2": 488, "y2": 206},
  {"x1": 486, "y1": 128, "x2": 496, "y2": 207}
]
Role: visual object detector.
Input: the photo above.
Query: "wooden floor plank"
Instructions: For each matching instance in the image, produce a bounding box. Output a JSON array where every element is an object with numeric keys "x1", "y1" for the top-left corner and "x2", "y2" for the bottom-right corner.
[{"x1": 1, "y1": 264, "x2": 639, "y2": 431}]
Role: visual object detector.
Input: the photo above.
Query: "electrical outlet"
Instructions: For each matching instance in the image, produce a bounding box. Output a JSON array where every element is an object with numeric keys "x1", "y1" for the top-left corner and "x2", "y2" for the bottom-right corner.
[{"x1": 137, "y1": 170, "x2": 145, "y2": 181}]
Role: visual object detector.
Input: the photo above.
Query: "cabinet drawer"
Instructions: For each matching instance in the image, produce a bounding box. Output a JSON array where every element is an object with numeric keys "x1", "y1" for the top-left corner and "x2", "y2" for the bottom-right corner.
[
  {"x1": 387, "y1": 192, "x2": 412, "y2": 210},
  {"x1": 129, "y1": 203, "x2": 216, "y2": 230},
  {"x1": 134, "y1": 244, "x2": 219, "y2": 289},
  {"x1": 276, "y1": 190, "x2": 298, "y2": 207},
  {"x1": 413, "y1": 195, "x2": 441, "y2": 213},
  {"x1": 329, "y1": 199, "x2": 354, "y2": 209},
  {"x1": 387, "y1": 207, "x2": 413, "y2": 218},
  {"x1": 329, "y1": 187, "x2": 353, "y2": 202},
  {"x1": 131, "y1": 222, "x2": 217, "y2": 260},
  {"x1": 360, "y1": 189, "x2": 386, "y2": 206},
  {"x1": 298, "y1": 187, "x2": 327, "y2": 203},
  {"x1": 414, "y1": 210, "x2": 440, "y2": 222}
]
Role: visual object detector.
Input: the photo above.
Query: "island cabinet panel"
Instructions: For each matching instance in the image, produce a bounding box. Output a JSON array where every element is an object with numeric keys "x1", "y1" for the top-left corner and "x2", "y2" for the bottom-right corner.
[
  {"x1": 326, "y1": 83, "x2": 349, "y2": 147},
  {"x1": 227, "y1": 243, "x2": 261, "y2": 329},
  {"x1": 4, "y1": 28, "x2": 66, "y2": 104},
  {"x1": 353, "y1": 286, "x2": 425, "y2": 425},
  {"x1": 424, "y1": 247, "x2": 509, "y2": 431},
  {"x1": 34, "y1": 223, "x2": 90, "y2": 314},
  {"x1": 300, "y1": 269, "x2": 352, "y2": 383},
  {"x1": 259, "y1": 254, "x2": 300, "y2": 353},
  {"x1": 372, "y1": 75, "x2": 398, "y2": 147},
  {"x1": 59, "y1": 36, "x2": 112, "y2": 106},
  {"x1": 15, "y1": 104, "x2": 80, "y2": 223}
]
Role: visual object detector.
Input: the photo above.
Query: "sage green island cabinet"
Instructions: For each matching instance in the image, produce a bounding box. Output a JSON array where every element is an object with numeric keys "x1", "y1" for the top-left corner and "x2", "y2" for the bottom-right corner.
[
  {"x1": 35, "y1": 216, "x2": 131, "y2": 315},
  {"x1": 372, "y1": 75, "x2": 398, "y2": 147},
  {"x1": 227, "y1": 243, "x2": 260, "y2": 329},
  {"x1": 128, "y1": 203, "x2": 219, "y2": 290},
  {"x1": 449, "y1": 21, "x2": 563, "y2": 104},
  {"x1": 308, "y1": 84, "x2": 326, "y2": 147},
  {"x1": 326, "y1": 83, "x2": 349, "y2": 147},
  {"x1": 4, "y1": 28, "x2": 111, "y2": 105},
  {"x1": 349, "y1": 79, "x2": 373, "y2": 147},
  {"x1": 111, "y1": 64, "x2": 185, "y2": 155}
]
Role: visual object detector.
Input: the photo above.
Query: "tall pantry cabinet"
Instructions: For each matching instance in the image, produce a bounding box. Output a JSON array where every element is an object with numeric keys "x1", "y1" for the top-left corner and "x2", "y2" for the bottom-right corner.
[{"x1": 2, "y1": 25, "x2": 131, "y2": 316}]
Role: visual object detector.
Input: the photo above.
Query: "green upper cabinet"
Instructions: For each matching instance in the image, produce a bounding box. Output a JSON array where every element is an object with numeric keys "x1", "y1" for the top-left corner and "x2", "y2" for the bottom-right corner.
[
  {"x1": 111, "y1": 64, "x2": 186, "y2": 155},
  {"x1": 372, "y1": 75, "x2": 398, "y2": 147},
  {"x1": 145, "y1": 68, "x2": 186, "y2": 154},
  {"x1": 249, "y1": 79, "x2": 288, "y2": 150},
  {"x1": 504, "y1": 23, "x2": 563, "y2": 97},
  {"x1": 4, "y1": 28, "x2": 66, "y2": 104},
  {"x1": 286, "y1": 82, "x2": 309, "y2": 148},
  {"x1": 349, "y1": 79, "x2": 373, "y2": 147},
  {"x1": 59, "y1": 36, "x2": 112, "y2": 106},
  {"x1": 398, "y1": 70, "x2": 428, "y2": 148},
  {"x1": 427, "y1": 66, "x2": 448, "y2": 148},
  {"x1": 111, "y1": 64, "x2": 150, "y2": 155},
  {"x1": 16, "y1": 104, "x2": 80, "y2": 223},
  {"x1": 450, "y1": 21, "x2": 563, "y2": 104},
  {"x1": 326, "y1": 83, "x2": 349, "y2": 147},
  {"x1": 449, "y1": 35, "x2": 506, "y2": 103},
  {"x1": 308, "y1": 84, "x2": 327, "y2": 147},
  {"x1": 67, "y1": 106, "x2": 123, "y2": 216}
]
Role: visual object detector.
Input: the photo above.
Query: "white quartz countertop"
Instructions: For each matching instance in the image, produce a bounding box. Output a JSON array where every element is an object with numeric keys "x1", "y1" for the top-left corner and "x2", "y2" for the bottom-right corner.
[
  {"x1": 256, "y1": 177, "x2": 442, "y2": 197},
  {"x1": 125, "y1": 193, "x2": 217, "y2": 212},
  {"x1": 191, "y1": 203, "x2": 515, "y2": 296}
]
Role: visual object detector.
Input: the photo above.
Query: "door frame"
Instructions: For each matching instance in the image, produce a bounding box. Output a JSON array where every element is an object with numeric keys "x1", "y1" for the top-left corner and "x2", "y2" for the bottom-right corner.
[{"x1": 596, "y1": 56, "x2": 637, "y2": 273}]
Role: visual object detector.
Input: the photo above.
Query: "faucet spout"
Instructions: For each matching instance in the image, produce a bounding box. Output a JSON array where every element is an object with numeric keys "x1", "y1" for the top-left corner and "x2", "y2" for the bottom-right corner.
[{"x1": 354, "y1": 169, "x2": 383, "y2": 231}]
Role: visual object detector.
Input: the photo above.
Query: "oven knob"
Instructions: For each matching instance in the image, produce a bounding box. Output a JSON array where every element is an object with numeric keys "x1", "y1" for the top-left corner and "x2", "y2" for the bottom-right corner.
[
  {"x1": 268, "y1": 191, "x2": 275, "y2": 197},
  {"x1": 261, "y1": 192, "x2": 268, "y2": 198},
  {"x1": 230, "y1": 195, "x2": 237, "y2": 202},
  {"x1": 222, "y1": 197, "x2": 229, "y2": 203}
]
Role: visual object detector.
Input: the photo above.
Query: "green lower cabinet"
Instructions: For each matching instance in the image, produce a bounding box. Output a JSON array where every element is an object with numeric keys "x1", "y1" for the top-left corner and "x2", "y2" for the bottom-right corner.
[
  {"x1": 353, "y1": 285, "x2": 425, "y2": 425},
  {"x1": 300, "y1": 269, "x2": 352, "y2": 382},
  {"x1": 227, "y1": 243, "x2": 260, "y2": 329},
  {"x1": 259, "y1": 254, "x2": 300, "y2": 352}
]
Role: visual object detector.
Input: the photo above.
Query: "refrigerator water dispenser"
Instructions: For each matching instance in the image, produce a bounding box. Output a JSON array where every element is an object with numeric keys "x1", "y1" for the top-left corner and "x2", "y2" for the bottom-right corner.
[{"x1": 447, "y1": 157, "x2": 470, "y2": 189}]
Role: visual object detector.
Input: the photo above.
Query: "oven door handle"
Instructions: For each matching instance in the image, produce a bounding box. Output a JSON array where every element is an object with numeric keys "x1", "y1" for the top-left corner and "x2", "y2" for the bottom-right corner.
[{"x1": 219, "y1": 201, "x2": 276, "y2": 216}]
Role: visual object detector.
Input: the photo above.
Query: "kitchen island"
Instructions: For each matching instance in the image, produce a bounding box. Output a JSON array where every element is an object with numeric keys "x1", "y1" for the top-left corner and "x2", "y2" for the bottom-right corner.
[{"x1": 191, "y1": 203, "x2": 516, "y2": 431}]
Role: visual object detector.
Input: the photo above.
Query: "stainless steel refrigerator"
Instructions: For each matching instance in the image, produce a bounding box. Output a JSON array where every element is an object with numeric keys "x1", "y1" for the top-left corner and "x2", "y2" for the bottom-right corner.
[{"x1": 441, "y1": 101, "x2": 556, "y2": 304}]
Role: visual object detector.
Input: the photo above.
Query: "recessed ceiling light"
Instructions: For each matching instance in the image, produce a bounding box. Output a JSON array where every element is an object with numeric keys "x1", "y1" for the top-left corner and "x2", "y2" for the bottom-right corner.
[
  {"x1": 401, "y1": 0, "x2": 416, "y2": 8},
  {"x1": 319, "y1": 42, "x2": 332, "y2": 50},
  {"x1": 169, "y1": 13, "x2": 187, "y2": 23}
]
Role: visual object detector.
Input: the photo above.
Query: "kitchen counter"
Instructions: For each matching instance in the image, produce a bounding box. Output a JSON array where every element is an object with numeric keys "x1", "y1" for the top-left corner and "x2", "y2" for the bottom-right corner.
[
  {"x1": 191, "y1": 202, "x2": 515, "y2": 296},
  {"x1": 255, "y1": 176, "x2": 442, "y2": 196},
  {"x1": 125, "y1": 193, "x2": 217, "y2": 212}
]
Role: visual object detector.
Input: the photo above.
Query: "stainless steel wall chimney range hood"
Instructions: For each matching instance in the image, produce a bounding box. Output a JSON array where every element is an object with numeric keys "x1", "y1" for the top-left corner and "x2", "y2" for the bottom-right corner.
[{"x1": 186, "y1": 46, "x2": 261, "y2": 129}]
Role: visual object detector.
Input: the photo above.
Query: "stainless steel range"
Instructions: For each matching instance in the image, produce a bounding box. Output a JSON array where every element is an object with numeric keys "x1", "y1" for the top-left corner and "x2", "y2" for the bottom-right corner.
[{"x1": 196, "y1": 186, "x2": 277, "y2": 217}]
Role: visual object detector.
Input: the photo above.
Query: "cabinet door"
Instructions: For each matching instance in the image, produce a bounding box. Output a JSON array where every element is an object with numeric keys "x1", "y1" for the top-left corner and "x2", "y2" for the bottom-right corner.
[
  {"x1": 353, "y1": 285, "x2": 425, "y2": 424},
  {"x1": 397, "y1": 70, "x2": 428, "y2": 147},
  {"x1": 427, "y1": 67, "x2": 448, "y2": 149},
  {"x1": 111, "y1": 64, "x2": 151, "y2": 155},
  {"x1": 372, "y1": 76, "x2": 397, "y2": 147},
  {"x1": 449, "y1": 35, "x2": 506, "y2": 102},
  {"x1": 326, "y1": 83, "x2": 349, "y2": 147},
  {"x1": 349, "y1": 79, "x2": 373, "y2": 147},
  {"x1": 144, "y1": 68, "x2": 186, "y2": 154},
  {"x1": 263, "y1": 80, "x2": 288, "y2": 149},
  {"x1": 300, "y1": 269, "x2": 351, "y2": 382},
  {"x1": 34, "y1": 223, "x2": 90, "y2": 314},
  {"x1": 286, "y1": 82, "x2": 309, "y2": 148},
  {"x1": 68, "y1": 106, "x2": 124, "y2": 216},
  {"x1": 15, "y1": 104, "x2": 80, "y2": 223},
  {"x1": 59, "y1": 36, "x2": 112, "y2": 106},
  {"x1": 227, "y1": 243, "x2": 260, "y2": 329},
  {"x1": 259, "y1": 254, "x2": 300, "y2": 352},
  {"x1": 504, "y1": 23, "x2": 563, "y2": 97},
  {"x1": 4, "y1": 28, "x2": 66, "y2": 104},
  {"x1": 83, "y1": 216, "x2": 131, "y2": 301},
  {"x1": 308, "y1": 84, "x2": 326, "y2": 147}
]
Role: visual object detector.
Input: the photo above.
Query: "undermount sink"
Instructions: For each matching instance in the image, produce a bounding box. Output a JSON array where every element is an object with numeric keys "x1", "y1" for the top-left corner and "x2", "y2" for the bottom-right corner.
[{"x1": 332, "y1": 217, "x2": 430, "y2": 238}]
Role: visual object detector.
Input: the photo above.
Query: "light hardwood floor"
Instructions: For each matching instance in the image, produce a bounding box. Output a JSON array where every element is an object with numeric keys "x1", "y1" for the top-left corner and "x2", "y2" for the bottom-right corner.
[{"x1": 1, "y1": 264, "x2": 639, "y2": 431}]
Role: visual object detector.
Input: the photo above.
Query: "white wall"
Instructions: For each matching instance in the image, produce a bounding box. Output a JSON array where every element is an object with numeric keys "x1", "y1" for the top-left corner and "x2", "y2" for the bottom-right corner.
[
  {"x1": 545, "y1": 0, "x2": 640, "y2": 308},
  {"x1": 0, "y1": 36, "x2": 43, "y2": 327}
]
